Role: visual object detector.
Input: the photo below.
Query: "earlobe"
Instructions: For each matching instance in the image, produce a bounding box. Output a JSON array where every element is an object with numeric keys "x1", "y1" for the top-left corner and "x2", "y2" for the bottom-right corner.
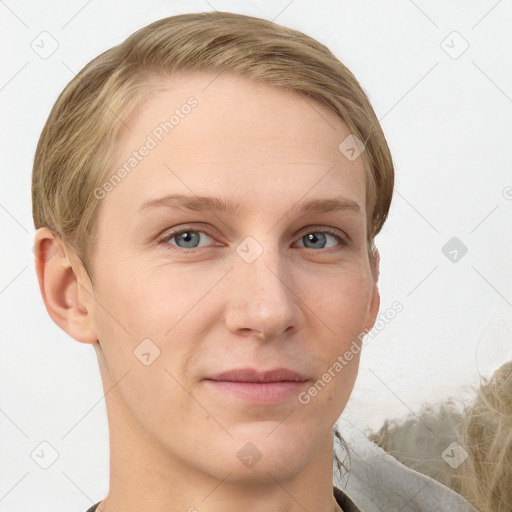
[{"x1": 33, "y1": 227, "x2": 97, "y2": 344}]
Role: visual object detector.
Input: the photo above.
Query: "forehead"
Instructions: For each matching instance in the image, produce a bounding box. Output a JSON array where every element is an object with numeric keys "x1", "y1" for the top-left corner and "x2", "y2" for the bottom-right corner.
[{"x1": 103, "y1": 72, "x2": 367, "y2": 220}]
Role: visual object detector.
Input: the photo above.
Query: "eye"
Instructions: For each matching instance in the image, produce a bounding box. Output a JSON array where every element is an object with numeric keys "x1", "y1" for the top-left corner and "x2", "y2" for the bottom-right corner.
[
  {"x1": 294, "y1": 229, "x2": 347, "y2": 250},
  {"x1": 159, "y1": 228, "x2": 217, "y2": 251}
]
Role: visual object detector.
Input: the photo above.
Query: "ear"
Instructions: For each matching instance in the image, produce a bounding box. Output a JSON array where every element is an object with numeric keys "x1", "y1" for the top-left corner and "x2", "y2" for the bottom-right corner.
[
  {"x1": 365, "y1": 247, "x2": 380, "y2": 332},
  {"x1": 33, "y1": 227, "x2": 97, "y2": 344}
]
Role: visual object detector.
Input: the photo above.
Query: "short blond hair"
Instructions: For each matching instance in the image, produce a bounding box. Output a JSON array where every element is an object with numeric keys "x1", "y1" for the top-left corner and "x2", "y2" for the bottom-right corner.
[{"x1": 31, "y1": 11, "x2": 394, "y2": 284}]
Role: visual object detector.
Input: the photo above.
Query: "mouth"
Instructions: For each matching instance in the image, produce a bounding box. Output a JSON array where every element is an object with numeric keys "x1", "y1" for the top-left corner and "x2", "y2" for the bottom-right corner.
[{"x1": 203, "y1": 367, "x2": 309, "y2": 404}]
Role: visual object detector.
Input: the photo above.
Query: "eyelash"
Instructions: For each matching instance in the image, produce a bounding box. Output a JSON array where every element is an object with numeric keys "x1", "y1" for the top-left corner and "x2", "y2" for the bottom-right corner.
[{"x1": 158, "y1": 226, "x2": 349, "y2": 254}]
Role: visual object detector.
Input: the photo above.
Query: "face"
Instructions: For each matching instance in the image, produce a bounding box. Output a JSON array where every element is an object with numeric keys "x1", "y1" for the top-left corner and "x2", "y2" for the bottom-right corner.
[{"x1": 83, "y1": 72, "x2": 379, "y2": 482}]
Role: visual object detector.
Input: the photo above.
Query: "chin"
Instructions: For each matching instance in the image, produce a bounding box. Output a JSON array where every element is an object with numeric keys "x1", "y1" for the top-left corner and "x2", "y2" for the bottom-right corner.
[
  {"x1": 209, "y1": 424, "x2": 319, "y2": 481},
  {"x1": 221, "y1": 454, "x2": 309, "y2": 486}
]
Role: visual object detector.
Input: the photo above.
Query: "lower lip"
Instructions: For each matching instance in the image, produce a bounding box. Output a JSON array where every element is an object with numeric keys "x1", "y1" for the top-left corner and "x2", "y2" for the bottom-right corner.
[{"x1": 204, "y1": 380, "x2": 308, "y2": 404}]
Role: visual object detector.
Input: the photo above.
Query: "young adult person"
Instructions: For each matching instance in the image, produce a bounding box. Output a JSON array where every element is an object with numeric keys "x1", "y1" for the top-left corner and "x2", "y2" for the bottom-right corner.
[{"x1": 31, "y1": 11, "x2": 477, "y2": 512}]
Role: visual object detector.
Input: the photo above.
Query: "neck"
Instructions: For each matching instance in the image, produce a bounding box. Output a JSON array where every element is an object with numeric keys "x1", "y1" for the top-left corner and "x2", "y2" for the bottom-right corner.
[{"x1": 96, "y1": 388, "x2": 342, "y2": 512}]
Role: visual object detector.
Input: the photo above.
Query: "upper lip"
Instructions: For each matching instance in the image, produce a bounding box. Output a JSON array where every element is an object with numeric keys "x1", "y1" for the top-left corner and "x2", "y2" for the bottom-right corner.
[{"x1": 206, "y1": 368, "x2": 308, "y2": 383}]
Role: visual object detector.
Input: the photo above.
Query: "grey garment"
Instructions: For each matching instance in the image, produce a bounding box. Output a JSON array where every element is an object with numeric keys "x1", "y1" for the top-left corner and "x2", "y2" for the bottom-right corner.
[
  {"x1": 334, "y1": 419, "x2": 479, "y2": 512},
  {"x1": 84, "y1": 487, "x2": 358, "y2": 512}
]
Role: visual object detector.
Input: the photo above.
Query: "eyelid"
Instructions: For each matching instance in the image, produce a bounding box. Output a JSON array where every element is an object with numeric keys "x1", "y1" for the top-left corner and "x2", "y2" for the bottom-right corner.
[{"x1": 158, "y1": 224, "x2": 350, "y2": 251}]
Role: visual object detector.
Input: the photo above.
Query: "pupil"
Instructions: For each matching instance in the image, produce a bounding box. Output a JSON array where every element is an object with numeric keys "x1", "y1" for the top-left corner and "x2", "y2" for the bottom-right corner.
[{"x1": 305, "y1": 232, "x2": 325, "y2": 249}]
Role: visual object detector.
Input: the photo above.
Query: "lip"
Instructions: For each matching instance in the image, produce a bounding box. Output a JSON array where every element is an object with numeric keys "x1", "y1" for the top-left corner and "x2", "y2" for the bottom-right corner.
[
  {"x1": 204, "y1": 367, "x2": 309, "y2": 404},
  {"x1": 207, "y1": 367, "x2": 308, "y2": 383}
]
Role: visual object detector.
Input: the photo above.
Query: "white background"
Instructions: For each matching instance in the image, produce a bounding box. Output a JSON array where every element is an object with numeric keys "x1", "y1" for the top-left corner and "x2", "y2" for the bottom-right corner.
[{"x1": 1, "y1": 0, "x2": 511, "y2": 510}]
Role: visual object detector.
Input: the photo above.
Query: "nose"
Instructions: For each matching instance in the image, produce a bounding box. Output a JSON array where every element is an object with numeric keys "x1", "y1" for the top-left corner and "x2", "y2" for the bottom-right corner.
[{"x1": 223, "y1": 240, "x2": 303, "y2": 341}]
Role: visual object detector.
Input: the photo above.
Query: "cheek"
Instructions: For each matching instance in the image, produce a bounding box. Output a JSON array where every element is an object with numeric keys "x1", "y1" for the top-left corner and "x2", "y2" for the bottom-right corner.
[
  {"x1": 90, "y1": 274, "x2": 196, "y2": 426},
  {"x1": 92, "y1": 262, "x2": 210, "y2": 386},
  {"x1": 96, "y1": 262, "x2": 181, "y2": 331},
  {"x1": 305, "y1": 266, "x2": 374, "y2": 327},
  {"x1": 300, "y1": 268, "x2": 372, "y2": 404}
]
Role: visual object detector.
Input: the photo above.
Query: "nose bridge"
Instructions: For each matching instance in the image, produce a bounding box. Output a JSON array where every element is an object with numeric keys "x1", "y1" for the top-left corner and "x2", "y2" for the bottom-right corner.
[{"x1": 224, "y1": 234, "x2": 301, "y2": 339}]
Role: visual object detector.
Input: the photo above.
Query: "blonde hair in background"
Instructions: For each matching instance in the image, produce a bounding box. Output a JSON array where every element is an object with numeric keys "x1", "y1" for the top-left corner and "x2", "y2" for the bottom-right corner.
[
  {"x1": 450, "y1": 360, "x2": 512, "y2": 512},
  {"x1": 31, "y1": 10, "x2": 396, "y2": 480},
  {"x1": 368, "y1": 360, "x2": 512, "y2": 512}
]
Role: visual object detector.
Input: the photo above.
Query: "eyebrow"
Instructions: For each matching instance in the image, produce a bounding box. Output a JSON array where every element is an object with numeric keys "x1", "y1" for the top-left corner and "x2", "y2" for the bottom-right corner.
[{"x1": 137, "y1": 193, "x2": 362, "y2": 216}]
